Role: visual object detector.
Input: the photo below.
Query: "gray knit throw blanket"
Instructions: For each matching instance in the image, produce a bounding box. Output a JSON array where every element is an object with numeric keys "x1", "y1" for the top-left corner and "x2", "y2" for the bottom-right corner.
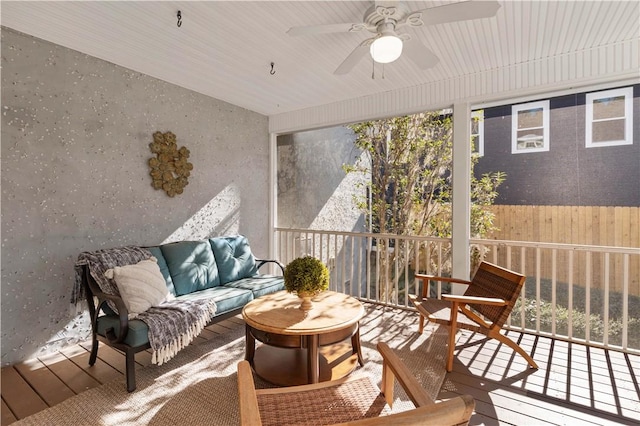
[{"x1": 73, "y1": 246, "x2": 217, "y2": 365}]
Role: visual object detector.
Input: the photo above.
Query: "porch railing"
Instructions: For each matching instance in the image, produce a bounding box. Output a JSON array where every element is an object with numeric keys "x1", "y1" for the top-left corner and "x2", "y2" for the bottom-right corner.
[{"x1": 274, "y1": 227, "x2": 640, "y2": 355}]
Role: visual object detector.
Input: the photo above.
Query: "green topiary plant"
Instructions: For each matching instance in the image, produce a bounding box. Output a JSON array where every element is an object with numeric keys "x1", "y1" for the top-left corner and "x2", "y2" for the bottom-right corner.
[{"x1": 284, "y1": 256, "x2": 330, "y2": 296}]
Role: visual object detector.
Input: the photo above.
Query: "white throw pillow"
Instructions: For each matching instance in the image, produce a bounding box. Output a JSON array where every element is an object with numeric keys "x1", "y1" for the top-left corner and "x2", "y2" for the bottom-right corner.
[{"x1": 104, "y1": 257, "x2": 170, "y2": 318}]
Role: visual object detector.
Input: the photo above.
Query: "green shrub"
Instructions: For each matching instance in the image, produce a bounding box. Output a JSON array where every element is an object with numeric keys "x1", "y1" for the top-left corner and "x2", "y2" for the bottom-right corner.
[
  {"x1": 284, "y1": 256, "x2": 330, "y2": 296},
  {"x1": 512, "y1": 299, "x2": 639, "y2": 348}
]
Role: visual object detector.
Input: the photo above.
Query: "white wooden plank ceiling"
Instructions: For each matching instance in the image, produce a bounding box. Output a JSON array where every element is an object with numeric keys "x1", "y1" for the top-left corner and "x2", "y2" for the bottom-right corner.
[{"x1": 1, "y1": 1, "x2": 638, "y2": 117}]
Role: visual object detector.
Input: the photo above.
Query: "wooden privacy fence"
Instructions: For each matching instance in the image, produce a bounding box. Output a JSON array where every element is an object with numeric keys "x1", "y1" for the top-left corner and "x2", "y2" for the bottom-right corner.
[{"x1": 487, "y1": 205, "x2": 640, "y2": 295}]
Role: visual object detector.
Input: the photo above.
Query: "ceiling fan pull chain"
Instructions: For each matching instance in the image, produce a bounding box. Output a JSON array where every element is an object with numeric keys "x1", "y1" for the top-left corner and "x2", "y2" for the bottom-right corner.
[
  {"x1": 270, "y1": 62, "x2": 276, "y2": 75},
  {"x1": 177, "y1": 11, "x2": 182, "y2": 27}
]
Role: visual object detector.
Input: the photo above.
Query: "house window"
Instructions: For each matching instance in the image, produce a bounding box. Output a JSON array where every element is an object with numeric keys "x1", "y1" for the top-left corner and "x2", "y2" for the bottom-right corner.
[
  {"x1": 471, "y1": 110, "x2": 484, "y2": 156},
  {"x1": 585, "y1": 86, "x2": 633, "y2": 148},
  {"x1": 511, "y1": 100, "x2": 550, "y2": 154}
]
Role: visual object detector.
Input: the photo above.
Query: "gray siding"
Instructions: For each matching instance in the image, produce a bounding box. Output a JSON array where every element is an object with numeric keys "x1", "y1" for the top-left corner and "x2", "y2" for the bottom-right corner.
[{"x1": 475, "y1": 85, "x2": 640, "y2": 206}]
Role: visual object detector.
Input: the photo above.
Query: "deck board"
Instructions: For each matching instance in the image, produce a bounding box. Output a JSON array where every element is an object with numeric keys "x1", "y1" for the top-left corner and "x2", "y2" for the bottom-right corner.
[
  {"x1": 455, "y1": 345, "x2": 638, "y2": 398},
  {"x1": 204, "y1": 324, "x2": 229, "y2": 334},
  {"x1": 455, "y1": 332, "x2": 638, "y2": 391},
  {"x1": 0, "y1": 366, "x2": 48, "y2": 420},
  {"x1": 135, "y1": 349, "x2": 153, "y2": 367},
  {"x1": 449, "y1": 330, "x2": 640, "y2": 424},
  {"x1": 454, "y1": 351, "x2": 635, "y2": 417},
  {"x1": 456, "y1": 348, "x2": 638, "y2": 409},
  {"x1": 440, "y1": 375, "x2": 623, "y2": 425},
  {"x1": 60, "y1": 344, "x2": 121, "y2": 385},
  {"x1": 197, "y1": 327, "x2": 218, "y2": 340},
  {"x1": 193, "y1": 335, "x2": 209, "y2": 345},
  {"x1": 13, "y1": 358, "x2": 75, "y2": 406},
  {"x1": 227, "y1": 316, "x2": 245, "y2": 326},
  {"x1": 78, "y1": 341, "x2": 125, "y2": 374},
  {"x1": 1, "y1": 309, "x2": 638, "y2": 426},
  {"x1": 1, "y1": 399, "x2": 17, "y2": 425},
  {"x1": 37, "y1": 351, "x2": 101, "y2": 394},
  {"x1": 205, "y1": 322, "x2": 235, "y2": 334}
]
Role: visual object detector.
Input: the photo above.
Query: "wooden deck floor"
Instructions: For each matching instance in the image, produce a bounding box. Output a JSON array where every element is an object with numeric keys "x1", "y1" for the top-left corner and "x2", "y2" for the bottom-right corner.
[{"x1": 2, "y1": 309, "x2": 639, "y2": 425}]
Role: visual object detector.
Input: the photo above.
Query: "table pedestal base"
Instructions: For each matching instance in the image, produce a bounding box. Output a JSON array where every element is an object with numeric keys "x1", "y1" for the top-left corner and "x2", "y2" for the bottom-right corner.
[{"x1": 253, "y1": 341, "x2": 359, "y2": 386}]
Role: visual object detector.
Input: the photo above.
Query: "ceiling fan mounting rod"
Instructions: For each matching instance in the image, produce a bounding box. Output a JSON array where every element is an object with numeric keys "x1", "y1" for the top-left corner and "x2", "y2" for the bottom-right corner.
[
  {"x1": 363, "y1": 3, "x2": 406, "y2": 30},
  {"x1": 376, "y1": 21, "x2": 397, "y2": 37}
]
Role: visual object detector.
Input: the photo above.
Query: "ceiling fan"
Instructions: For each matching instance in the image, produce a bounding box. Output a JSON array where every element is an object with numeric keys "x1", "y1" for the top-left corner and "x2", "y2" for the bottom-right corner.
[{"x1": 287, "y1": 0, "x2": 501, "y2": 75}]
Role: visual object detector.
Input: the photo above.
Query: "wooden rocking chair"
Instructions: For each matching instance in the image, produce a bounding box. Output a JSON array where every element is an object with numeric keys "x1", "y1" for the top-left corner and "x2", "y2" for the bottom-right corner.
[
  {"x1": 411, "y1": 261, "x2": 538, "y2": 372},
  {"x1": 237, "y1": 342, "x2": 475, "y2": 426}
]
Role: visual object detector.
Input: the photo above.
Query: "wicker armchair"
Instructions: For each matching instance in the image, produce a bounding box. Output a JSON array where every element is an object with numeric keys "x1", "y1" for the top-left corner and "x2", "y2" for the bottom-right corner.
[
  {"x1": 237, "y1": 342, "x2": 475, "y2": 426},
  {"x1": 411, "y1": 261, "x2": 539, "y2": 372}
]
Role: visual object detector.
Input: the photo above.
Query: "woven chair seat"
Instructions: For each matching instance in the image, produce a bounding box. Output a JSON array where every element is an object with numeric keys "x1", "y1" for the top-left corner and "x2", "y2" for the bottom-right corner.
[
  {"x1": 416, "y1": 298, "x2": 492, "y2": 333},
  {"x1": 256, "y1": 376, "x2": 391, "y2": 426},
  {"x1": 238, "y1": 342, "x2": 476, "y2": 426}
]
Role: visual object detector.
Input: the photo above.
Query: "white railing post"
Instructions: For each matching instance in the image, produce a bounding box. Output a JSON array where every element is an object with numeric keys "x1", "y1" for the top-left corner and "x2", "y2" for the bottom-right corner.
[
  {"x1": 536, "y1": 247, "x2": 541, "y2": 334},
  {"x1": 268, "y1": 132, "x2": 278, "y2": 271},
  {"x1": 585, "y1": 252, "x2": 592, "y2": 344},
  {"x1": 622, "y1": 254, "x2": 629, "y2": 351},
  {"x1": 568, "y1": 250, "x2": 574, "y2": 340},
  {"x1": 452, "y1": 102, "x2": 471, "y2": 291},
  {"x1": 603, "y1": 253, "x2": 610, "y2": 347},
  {"x1": 552, "y1": 249, "x2": 557, "y2": 336}
]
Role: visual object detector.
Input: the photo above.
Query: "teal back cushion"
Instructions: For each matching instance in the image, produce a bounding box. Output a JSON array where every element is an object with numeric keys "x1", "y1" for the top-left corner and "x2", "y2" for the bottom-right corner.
[
  {"x1": 160, "y1": 241, "x2": 220, "y2": 296},
  {"x1": 147, "y1": 246, "x2": 177, "y2": 296},
  {"x1": 210, "y1": 236, "x2": 258, "y2": 285}
]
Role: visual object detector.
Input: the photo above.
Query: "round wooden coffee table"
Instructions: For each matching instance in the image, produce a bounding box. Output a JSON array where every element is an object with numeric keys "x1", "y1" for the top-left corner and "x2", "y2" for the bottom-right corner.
[{"x1": 242, "y1": 290, "x2": 365, "y2": 386}]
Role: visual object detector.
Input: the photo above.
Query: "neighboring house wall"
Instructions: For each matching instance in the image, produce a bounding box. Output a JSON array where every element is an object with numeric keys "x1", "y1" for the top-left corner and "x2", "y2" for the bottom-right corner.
[
  {"x1": 1, "y1": 28, "x2": 270, "y2": 365},
  {"x1": 475, "y1": 85, "x2": 640, "y2": 206},
  {"x1": 277, "y1": 126, "x2": 368, "y2": 294},
  {"x1": 277, "y1": 126, "x2": 366, "y2": 232}
]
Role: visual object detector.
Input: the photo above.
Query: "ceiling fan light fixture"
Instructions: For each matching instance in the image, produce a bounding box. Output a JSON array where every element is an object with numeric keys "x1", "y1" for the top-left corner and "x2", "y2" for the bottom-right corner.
[{"x1": 370, "y1": 35, "x2": 403, "y2": 64}]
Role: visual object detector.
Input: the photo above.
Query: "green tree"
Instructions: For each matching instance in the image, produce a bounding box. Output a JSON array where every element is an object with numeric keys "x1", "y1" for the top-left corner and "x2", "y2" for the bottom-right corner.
[{"x1": 344, "y1": 111, "x2": 505, "y2": 302}]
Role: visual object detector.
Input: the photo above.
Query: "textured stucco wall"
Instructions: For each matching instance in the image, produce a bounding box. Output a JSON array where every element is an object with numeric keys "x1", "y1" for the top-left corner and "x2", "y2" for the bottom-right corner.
[
  {"x1": 1, "y1": 27, "x2": 269, "y2": 365},
  {"x1": 277, "y1": 126, "x2": 368, "y2": 294},
  {"x1": 277, "y1": 126, "x2": 367, "y2": 231}
]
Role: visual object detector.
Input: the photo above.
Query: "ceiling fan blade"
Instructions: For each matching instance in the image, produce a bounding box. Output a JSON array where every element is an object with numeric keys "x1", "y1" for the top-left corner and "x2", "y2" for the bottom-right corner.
[
  {"x1": 287, "y1": 23, "x2": 365, "y2": 37},
  {"x1": 413, "y1": 0, "x2": 501, "y2": 26},
  {"x1": 402, "y1": 38, "x2": 440, "y2": 70},
  {"x1": 334, "y1": 39, "x2": 374, "y2": 75}
]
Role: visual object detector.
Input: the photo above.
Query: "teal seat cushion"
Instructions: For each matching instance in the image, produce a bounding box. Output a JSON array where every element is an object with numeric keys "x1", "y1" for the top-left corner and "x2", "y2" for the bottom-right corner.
[
  {"x1": 160, "y1": 241, "x2": 220, "y2": 296},
  {"x1": 210, "y1": 236, "x2": 258, "y2": 285},
  {"x1": 147, "y1": 246, "x2": 177, "y2": 296},
  {"x1": 177, "y1": 286, "x2": 254, "y2": 316},
  {"x1": 223, "y1": 275, "x2": 285, "y2": 298},
  {"x1": 97, "y1": 316, "x2": 150, "y2": 348}
]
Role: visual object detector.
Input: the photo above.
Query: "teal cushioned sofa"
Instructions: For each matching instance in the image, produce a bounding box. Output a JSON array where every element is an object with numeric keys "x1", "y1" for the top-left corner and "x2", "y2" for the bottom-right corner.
[{"x1": 80, "y1": 235, "x2": 284, "y2": 392}]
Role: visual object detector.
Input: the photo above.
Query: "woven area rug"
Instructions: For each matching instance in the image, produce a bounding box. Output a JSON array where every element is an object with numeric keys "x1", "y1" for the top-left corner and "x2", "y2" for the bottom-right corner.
[{"x1": 15, "y1": 305, "x2": 451, "y2": 426}]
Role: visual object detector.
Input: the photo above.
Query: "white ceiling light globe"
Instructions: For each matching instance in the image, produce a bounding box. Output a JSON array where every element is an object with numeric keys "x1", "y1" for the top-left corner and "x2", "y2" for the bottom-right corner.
[{"x1": 370, "y1": 35, "x2": 403, "y2": 64}]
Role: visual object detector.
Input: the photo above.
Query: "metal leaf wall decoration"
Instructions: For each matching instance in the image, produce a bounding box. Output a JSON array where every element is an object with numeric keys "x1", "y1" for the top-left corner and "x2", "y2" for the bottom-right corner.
[{"x1": 148, "y1": 131, "x2": 193, "y2": 197}]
